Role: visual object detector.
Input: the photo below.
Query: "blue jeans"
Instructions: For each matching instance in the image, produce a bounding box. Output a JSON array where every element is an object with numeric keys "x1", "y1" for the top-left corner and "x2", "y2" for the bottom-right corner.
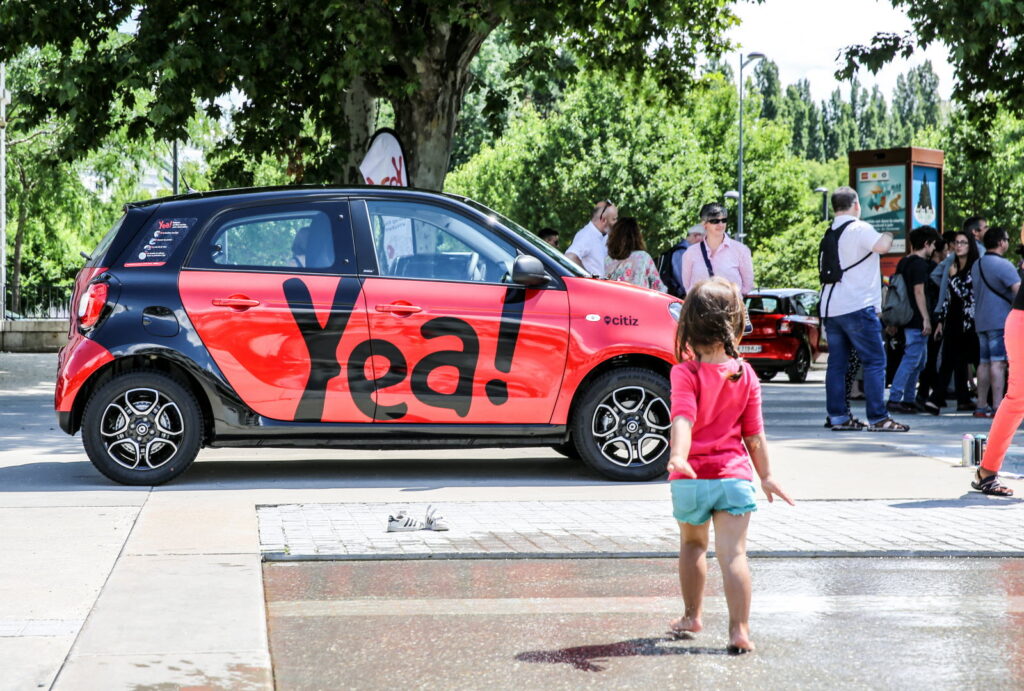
[
  {"x1": 889, "y1": 328, "x2": 928, "y2": 403},
  {"x1": 824, "y1": 307, "x2": 888, "y2": 425}
]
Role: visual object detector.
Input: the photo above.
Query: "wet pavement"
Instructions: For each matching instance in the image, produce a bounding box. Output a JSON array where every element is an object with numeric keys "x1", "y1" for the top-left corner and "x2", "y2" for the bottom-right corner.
[
  {"x1": 264, "y1": 557, "x2": 1024, "y2": 690},
  {"x1": 258, "y1": 497, "x2": 1024, "y2": 560}
]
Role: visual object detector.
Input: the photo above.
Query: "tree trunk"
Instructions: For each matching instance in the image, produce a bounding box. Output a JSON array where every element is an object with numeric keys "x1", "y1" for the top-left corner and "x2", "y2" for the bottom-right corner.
[
  {"x1": 336, "y1": 75, "x2": 378, "y2": 185},
  {"x1": 392, "y1": 22, "x2": 494, "y2": 191},
  {"x1": 11, "y1": 176, "x2": 27, "y2": 314}
]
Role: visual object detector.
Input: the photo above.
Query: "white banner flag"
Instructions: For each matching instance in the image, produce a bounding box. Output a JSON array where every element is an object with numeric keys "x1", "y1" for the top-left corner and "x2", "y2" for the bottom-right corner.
[{"x1": 359, "y1": 128, "x2": 408, "y2": 186}]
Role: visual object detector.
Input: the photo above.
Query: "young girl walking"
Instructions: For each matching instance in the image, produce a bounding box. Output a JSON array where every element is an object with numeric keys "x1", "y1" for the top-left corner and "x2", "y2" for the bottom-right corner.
[{"x1": 667, "y1": 277, "x2": 793, "y2": 653}]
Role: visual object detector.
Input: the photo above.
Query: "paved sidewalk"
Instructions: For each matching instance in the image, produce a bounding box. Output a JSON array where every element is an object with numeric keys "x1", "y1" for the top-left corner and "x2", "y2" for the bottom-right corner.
[{"x1": 259, "y1": 496, "x2": 1024, "y2": 560}]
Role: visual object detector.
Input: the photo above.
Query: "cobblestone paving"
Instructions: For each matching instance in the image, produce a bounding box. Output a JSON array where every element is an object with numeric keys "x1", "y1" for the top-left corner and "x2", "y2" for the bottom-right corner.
[{"x1": 258, "y1": 497, "x2": 1024, "y2": 560}]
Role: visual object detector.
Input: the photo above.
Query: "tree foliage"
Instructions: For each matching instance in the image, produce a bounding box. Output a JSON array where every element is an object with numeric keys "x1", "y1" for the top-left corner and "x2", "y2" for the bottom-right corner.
[
  {"x1": 0, "y1": 0, "x2": 738, "y2": 190},
  {"x1": 837, "y1": 1, "x2": 1023, "y2": 139}
]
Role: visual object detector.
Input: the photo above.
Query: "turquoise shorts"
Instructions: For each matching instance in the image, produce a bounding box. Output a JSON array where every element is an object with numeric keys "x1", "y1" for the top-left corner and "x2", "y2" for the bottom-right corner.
[{"x1": 671, "y1": 478, "x2": 758, "y2": 525}]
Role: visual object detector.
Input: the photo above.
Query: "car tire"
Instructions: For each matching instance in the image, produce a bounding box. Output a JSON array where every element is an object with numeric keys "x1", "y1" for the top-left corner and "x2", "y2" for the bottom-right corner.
[
  {"x1": 81, "y1": 371, "x2": 203, "y2": 486},
  {"x1": 787, "y1": 345, "x2": 811, "y2": 383},
  {"x1": 756, "y1": 370, "x2": 776, "y2": 382},
  {"x1": 550, "y1": 440, "x2": 580, "y2": 459},
  {"x1": 571, "y1": 367, "x2": 671, "y2": 482}
]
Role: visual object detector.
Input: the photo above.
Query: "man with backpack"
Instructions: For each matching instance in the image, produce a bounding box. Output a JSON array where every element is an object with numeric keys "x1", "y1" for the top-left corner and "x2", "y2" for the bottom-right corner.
[
  {"x1": 819, "y1": 186, "x2": 908, "y2": 432},
  {"x1": 971, "y1": 226, "x2": 1021, "y2": 416},
  {"x1": 885, "y1": 226, "x2": 941, "y2": 414}
]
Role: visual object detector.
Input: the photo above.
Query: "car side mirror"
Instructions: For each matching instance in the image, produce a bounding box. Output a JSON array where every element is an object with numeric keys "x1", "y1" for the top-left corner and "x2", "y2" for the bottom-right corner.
[{"x1": 511, "y1": 255, "x2": 550, "y2": 287}]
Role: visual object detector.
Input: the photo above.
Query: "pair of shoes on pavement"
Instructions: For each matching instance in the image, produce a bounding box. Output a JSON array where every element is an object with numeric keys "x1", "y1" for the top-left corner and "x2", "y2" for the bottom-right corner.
[{"x1": 387, "y1": 505, "x2": 450, "y2": 532}]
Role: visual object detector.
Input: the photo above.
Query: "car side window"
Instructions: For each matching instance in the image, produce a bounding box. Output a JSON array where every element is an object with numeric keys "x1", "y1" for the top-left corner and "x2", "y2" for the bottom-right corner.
[
  {"x1": 797, "y1": 293, "x2": 819, "y2": 316},
  {"x1": 191, "y1": 205, "x2": 354, "y2": 272},
  {"x1": 365, "y1": 200, "x2": 518, "y2": 283}
]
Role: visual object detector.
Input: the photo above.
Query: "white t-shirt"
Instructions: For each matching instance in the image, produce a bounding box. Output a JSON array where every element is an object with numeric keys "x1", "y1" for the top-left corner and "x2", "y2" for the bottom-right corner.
[
  {"x1": 565, "y1": 221, "x2": 607, "y2": 276},
  {"x1": 820, "y1": 215, "x2": 883, "y2": 318}
]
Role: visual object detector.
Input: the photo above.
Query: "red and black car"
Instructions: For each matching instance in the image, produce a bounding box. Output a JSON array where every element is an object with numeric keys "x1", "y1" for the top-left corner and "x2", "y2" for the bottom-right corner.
[
  {"x1": 56, "y1": 187, "x2": 683, "y2": 484},
  {"x1": 740, "y1": 289, "x2": 826, "y2": 383}
]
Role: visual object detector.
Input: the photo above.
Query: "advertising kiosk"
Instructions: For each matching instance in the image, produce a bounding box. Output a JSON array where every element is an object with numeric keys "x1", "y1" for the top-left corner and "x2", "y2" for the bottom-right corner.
[{"x1": 848, "y1": 147, "x2": 944, "y2": 276}]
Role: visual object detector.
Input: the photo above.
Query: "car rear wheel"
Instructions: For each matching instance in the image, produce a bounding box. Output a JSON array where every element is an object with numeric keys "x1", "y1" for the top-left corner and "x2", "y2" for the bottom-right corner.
[
  {"x1": 82, "y1": 371, "x2": 202, "y2": 486},
  {"x1": 571, "y1": 368, "x2": 671, "y2": 481},
  {"x1": 756, "y1": 370, "x2": 777, "y2": 382},
  {"x1": 787, "y1": 345, "x2": 811, "y2": 383}
]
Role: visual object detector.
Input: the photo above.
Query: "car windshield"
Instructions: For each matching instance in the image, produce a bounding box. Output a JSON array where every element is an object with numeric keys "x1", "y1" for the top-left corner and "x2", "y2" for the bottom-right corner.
[
  {"x1": 745, "y1": 296, "x2": 782, "y2": 314},
  {"x1": 449, "y1": 195, "x2": 588, "y2": 277}
]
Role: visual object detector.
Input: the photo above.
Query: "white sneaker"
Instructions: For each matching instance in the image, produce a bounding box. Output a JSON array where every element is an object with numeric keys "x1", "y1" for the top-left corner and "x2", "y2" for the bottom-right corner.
[
  {"x1": 387, "y1": 510, "x2": 424, "y2": 532},
  {"x1": 424, "y1": 505, "x2": 450, "y2": 531}
]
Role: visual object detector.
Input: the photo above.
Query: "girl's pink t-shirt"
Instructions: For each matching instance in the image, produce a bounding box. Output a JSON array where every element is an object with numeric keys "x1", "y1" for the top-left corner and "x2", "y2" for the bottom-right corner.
[{"x1": 668, "y1": 358, "x2": 763, "y2": 481}]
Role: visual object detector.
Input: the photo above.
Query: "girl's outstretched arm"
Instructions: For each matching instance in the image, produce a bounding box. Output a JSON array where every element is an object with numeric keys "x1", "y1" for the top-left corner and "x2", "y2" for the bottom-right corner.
[
  {"x1": 667, "y1": 416, "x2": 697, "y2": 478},
  {"x1": 743, "y1": 431, "x2": 794, "y2": 505}
]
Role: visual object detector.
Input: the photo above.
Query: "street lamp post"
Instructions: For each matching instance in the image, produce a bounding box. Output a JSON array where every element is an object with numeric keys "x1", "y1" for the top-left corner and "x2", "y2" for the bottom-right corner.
[
  {"x1": 814, "y1": 186, "x2": 830, "y2": 221},
  {"x1": 1, "y1": 63, "x2": 8, "y2": 321},
  {"x1": 737, "y1": 51, "x2": 765, "y2": 245}
]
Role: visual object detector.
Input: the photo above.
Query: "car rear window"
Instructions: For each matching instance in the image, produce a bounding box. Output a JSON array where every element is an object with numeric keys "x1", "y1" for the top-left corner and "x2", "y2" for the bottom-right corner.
[
  {"x1": 745, "y1": 296, "x2": 782, "y2": 314},
  {"x1": 85, "y1": 214, "x2": 126, "y2": 268}
]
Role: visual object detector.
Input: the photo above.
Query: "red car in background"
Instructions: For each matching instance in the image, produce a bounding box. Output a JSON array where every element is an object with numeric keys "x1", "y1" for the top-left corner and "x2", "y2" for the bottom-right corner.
[{"x1": 740, "y1": 289, "x2": 826, "y2": 383}]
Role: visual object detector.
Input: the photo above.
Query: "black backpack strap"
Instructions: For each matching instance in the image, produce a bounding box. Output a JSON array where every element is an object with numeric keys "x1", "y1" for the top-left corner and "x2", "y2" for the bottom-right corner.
[
  {"x1": 699, "y1": 241, "x2": 714, "y2": 277},
  {"x1": 821, "y1": 220, "x2": 866, "y2": 319},
  {"x1": 978, "y1": 256, "x2": 1014, "y2": 305}
]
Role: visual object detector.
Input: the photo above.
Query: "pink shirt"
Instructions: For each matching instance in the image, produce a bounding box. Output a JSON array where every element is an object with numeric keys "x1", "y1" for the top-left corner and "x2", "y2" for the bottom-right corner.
[
  {"x1": 681, "y1": 236, "x2": 754, "y2": 295},
  {"x1": 668, "y1": 359, "x2": 763, "y2": 481}
]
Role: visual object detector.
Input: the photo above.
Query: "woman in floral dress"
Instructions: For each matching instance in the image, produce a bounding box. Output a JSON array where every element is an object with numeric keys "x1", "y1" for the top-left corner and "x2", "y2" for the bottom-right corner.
[{"x1": 604, "y1": 217, "x2": 667, "y2": 291}]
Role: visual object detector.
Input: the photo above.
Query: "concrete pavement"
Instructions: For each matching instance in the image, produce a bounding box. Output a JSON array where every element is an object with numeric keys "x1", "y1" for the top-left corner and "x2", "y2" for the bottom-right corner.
[{"x1": 1, "y1": 352, "x2": 1022, "y2": 689}]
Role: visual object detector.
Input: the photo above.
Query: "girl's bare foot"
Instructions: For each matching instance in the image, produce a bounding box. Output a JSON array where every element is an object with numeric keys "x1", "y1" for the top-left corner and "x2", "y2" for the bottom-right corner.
[
  {"x1": 669, "y1": 615, "x2": 703, "y2": 637},
  {"x1": 727, "y1": 623, "x2": 754, "y2": 653}
]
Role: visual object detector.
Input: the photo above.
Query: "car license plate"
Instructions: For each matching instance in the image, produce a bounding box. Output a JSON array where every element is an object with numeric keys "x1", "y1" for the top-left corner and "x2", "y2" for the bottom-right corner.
[{"x1": 738, "y1": 345, "x2": 762, "y2": 354}]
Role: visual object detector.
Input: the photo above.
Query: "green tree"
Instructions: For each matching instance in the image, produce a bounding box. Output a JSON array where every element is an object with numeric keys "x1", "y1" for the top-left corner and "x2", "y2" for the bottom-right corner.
[
  {"x1": 753, "y1": 60, "x2": 783, "y2": 121},
  {"x1": 839, "y1": 3, "x2": 1024, "y2": 130},
  {"x1": 0, "y1": 0, "x2": 738, "y2": 191},
  {"x1": 4, "y1": 49, "x2": 158, "y2": 314}
]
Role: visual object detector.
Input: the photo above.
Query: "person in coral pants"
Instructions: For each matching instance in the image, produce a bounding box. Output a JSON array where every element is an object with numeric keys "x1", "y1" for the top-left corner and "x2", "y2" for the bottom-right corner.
[{"x1": 975, "y1": 224, "x2": 1024, "y2": 496}]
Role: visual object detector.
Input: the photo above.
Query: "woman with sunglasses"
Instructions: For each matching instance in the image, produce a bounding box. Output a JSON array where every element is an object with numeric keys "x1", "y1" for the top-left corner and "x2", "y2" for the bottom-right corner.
[
  {"x1": 680, "y1": 203, "x2": 754, "y2": 296},
  {"x1": 927, "y1": 231, "x2": 980, "y2": 413}
]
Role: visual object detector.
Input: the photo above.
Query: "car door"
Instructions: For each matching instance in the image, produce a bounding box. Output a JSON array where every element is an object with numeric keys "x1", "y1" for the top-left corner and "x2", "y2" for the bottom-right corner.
[
  {"x1": 179, "y1": 199, "x2": 373, "y2": 422},
  {"x1": 352, "y1": 197, "x2": 570, "y2": 423},
  {"x1": 795, "y1": 291, "x2": 826, "y2": 354}
]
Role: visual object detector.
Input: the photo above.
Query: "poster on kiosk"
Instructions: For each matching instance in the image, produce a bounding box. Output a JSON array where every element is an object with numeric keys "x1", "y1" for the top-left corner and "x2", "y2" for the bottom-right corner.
[{"x1": 848, "y1": 148, "x2": 944, "y2": 275}]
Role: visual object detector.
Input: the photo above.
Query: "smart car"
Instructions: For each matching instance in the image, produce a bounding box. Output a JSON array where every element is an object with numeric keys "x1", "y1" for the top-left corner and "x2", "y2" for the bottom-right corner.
[
  {"x1": 740, "y1": 289, "x2": 825, "y2": 383},
  {"x1": 56, "y1": 187, "x2": 682, "y2": 484}
]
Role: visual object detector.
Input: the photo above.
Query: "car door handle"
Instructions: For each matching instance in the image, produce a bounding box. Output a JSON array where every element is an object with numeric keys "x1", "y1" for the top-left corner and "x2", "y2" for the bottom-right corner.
[
  {"x1": 375, "y1": 303, "x2": 422, "y2": 314},
  {"x1": 212, "y1": 296, "x2": 261, "y2": 310}
]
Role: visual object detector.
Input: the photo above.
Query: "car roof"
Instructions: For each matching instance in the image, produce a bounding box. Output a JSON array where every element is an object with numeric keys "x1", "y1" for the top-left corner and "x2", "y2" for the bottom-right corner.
[
  {"x1": 746, "y1": 289, "x2": 815, "y2": 298},
  {"x1": 124, "y1": 185, "x2": 469, "y2": 211}
]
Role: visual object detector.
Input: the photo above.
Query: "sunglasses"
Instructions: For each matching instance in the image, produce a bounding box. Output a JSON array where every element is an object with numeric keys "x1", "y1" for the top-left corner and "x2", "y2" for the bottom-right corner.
[
  {"x1": 705, "y1": 217, "x2": 728, "y2": 224},
  {"x1": 599, "y1": 201, "x2": 616, "y2": 219}
]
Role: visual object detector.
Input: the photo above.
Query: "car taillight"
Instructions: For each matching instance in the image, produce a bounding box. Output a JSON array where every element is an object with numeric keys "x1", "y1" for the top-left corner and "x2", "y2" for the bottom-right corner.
[
  {"x1": 78, "y1": 282, "x2": 109, "y2": 328},
  {"x1": 777, "y1": 318, "x2": 792, "y2": 333}
]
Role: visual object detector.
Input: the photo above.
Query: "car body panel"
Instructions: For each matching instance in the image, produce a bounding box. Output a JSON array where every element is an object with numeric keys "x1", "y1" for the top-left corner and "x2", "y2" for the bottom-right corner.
[
  {"x1": 551, "y1": 277, "x2": 677, "y2": 423},
  {"x1": 179, "y1": 271, "x2": 373, "y2": 422},
  {"x1": 360, "y1": 277, "x2": 570, "y2": 423}
]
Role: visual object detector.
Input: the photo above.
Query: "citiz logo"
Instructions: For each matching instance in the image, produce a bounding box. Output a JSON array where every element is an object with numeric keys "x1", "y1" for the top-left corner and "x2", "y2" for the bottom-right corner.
[
  {"x1": 283, "y1": 277, "x2": 525, "y2": 423},
  {"x1": 604, "y1": 314, "x2": 638, "y2": 326}
]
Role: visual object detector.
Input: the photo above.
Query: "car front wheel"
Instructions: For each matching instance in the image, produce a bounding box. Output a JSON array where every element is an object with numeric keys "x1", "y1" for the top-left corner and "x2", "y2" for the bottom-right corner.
[
  {"x1": 571, "y1": 367, "x2": 671, "y2": 481},
  {"x1": 81, "y1": 371, "x2": 203, "y2": 485}
]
